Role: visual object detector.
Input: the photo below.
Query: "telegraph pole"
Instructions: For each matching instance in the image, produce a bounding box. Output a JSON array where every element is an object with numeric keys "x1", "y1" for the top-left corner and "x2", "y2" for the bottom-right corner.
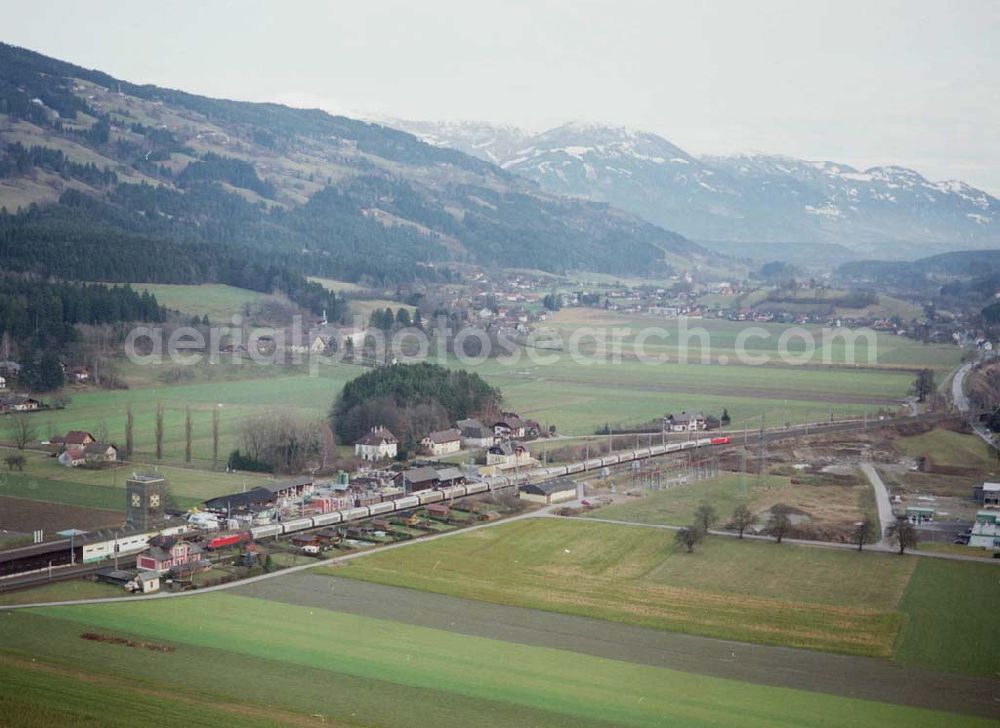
[{"x1": 757, "y1": 413, "x2": 766, "y2": 486}]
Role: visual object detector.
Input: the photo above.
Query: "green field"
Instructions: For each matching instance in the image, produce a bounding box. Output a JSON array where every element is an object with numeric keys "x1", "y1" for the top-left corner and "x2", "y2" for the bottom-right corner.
[
  {"x1": 585, "y1": 473, "x2": 782, "y2": 526},
  {"x1": 5, "y1": 351, "x2": 878, "y2": 469},
  {"x1": 542, "y1": 309, "x2": 961, "y2": 371},
  {"x1": 0, "y1": 447, "x2": 273, "y2": 506},
  {"x1": 895, "y1": 428, "x2": 996, "y2": 471},
  {"x1": 333, "y1": 518, "x2": 1000, "y2": 671},
  {"x1": 133, "y1": 283, "x2": 268, "y2": 322},
  {"x1": 307, "y1": 275, "x2": 368, "y2": 293},
  {"x1": 582, "y1": 471, "x2": 874, "y2": 537},
  {"x1": 1, "y1": 308, "x2": 963, "y2": 497},
  {"x1": 0, "y1": 580, "x2": 124, "y2": 607},
  {"x1": 895, "y1": 559, "x2": 1000, "y2": 677},
  {"x1": 334, "y1": 519, "x2": 915, "y2": 656},
  {"x1": 8, "y1": 364, "x2": 358, "y2": 469},
  {"x1": 0, "y1": 593, "x2": 985, "y2": 727}
]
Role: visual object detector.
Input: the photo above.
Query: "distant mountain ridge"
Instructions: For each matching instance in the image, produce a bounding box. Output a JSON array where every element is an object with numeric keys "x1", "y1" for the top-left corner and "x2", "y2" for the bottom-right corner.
[
  {"x1": 387, "y1": 119, "x2": 1000, "y2": 258},
  {"x1": 0, "y1": 43, "x2": 703, "y2": 288}
]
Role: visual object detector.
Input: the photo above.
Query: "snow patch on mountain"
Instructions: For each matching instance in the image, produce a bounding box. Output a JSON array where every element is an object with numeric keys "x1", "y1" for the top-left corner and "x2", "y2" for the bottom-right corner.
[{"x1": 386, "y1": 118, "x2": 1000, "y2": 251}]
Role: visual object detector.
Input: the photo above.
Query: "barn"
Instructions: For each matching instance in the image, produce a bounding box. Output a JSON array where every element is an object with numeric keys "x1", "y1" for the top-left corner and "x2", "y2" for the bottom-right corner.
[{"x1": 519, "y1": 477, "x2": 579, "y2": 504}]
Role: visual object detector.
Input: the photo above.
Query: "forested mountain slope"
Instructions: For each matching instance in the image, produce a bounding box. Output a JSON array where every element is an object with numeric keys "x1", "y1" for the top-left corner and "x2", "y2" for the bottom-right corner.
[{"x1": 0, "y1": 43, "x2": 702, "y2": 295}]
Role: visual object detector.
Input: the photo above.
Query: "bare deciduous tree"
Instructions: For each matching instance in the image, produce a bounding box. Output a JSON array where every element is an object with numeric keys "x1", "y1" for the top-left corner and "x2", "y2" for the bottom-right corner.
[
  {"x1": 320, "y1": 420, "x2": 337, "y2": 472},
  {"x1": 731, "y1": 504, "x2": 755, "y2": 538},
  {"x1": 693, "y1": 502, "x2": 719, "y2": 533},
  {"x1": 768, "y1": 504, "x2": 793, "y2": 544},
  {"x1": 853, "y1": 518, "x2": 875, "y2": 551},
  {"x1": 885, "y1": 518, "x2": 919, "y2": 554},
  {"x1": 7, "y1": 413, "x2": 36, "y2": 450},
  {"x1": 238, "y1": 413, "x2": 322, "y2": 474}
]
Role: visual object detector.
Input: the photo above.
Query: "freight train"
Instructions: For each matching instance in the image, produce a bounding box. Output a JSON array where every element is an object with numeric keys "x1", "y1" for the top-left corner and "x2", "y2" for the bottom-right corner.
[
  {"x1": 243, "y1": 436, "x2": 732, "y2": 541},
  {"x1": 244, "y1": 481, "x2": 493, "y2": 539},
  {"x1": 1, "y1": 435, "x2": 734, "y2": 579}
]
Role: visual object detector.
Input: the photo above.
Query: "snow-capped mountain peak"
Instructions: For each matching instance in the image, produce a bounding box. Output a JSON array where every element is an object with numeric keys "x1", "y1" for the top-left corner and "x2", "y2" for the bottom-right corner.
[{"x1": 386, "y1": 118, "x2": 999, "y2": 254}]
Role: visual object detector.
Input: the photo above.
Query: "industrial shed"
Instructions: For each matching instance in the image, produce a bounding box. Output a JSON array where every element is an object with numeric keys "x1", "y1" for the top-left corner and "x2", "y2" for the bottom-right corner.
[{"x1": 519, "y1": 478, "x2": 579, "y2": 504}]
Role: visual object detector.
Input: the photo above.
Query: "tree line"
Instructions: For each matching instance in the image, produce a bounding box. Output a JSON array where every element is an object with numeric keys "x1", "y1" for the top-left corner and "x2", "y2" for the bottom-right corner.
[
  {"x1": 0, "y1": 142, "x2": 118, "y2": 187},
  {"x1": 0, "y1": 275, "x2": 166, "y2": 390},
  {"x1": 0, "y1": 191, "x2": 348, "y2": 319}
]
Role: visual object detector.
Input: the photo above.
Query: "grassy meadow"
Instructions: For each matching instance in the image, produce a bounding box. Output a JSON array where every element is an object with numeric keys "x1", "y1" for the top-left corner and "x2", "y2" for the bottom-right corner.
[
  {"x1": 895, "y1": 559, "x2": 1000, "y2": 677},
  {"x1": 1, "y1": 289, "x2": 964, "y2": 504},
  {"x1": 134, "y1": 283, "x2": 268, "y2": 322},
  {"x1": 333, "y1": 518, "x2": 1000, "y2": 671},
  {"x1": 894, "y1": 427, "x2": 996, "y2": 470},
  {"x1": 0, "y1": 447, "x2": 273, "y2": 509},
  {"x1": 333, "y1": 518, "x2": 915, "y2": 657},
  {"x1": 582, "y1": 471, "x2": 874, "y2": 536},
  {"x1": 0, "y1": 593, "x2": 986, "y2": 728}
]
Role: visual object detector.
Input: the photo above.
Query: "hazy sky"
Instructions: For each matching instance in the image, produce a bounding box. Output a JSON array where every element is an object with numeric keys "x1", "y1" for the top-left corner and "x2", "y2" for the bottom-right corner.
[{"x1": 5, "y1": 0, "x2": 999, "y2": 192}]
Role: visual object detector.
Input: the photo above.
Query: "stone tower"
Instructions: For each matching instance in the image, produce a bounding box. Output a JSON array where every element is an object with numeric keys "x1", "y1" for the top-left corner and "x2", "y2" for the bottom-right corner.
[{"x1": 125, "y1": 474, "x2": 167, "y2": 530}]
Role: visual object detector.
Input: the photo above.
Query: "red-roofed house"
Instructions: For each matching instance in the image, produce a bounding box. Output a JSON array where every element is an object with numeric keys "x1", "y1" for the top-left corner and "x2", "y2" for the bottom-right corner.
[
  {"x1": 136, "y1": 537, "x2": 204, "y2": 574},
  {"x1": 58, "y1": 447, "x2": 86, "y2": 467},
  {"x1": 63, "y1": 430, "x2": 95, "y2": 447}
]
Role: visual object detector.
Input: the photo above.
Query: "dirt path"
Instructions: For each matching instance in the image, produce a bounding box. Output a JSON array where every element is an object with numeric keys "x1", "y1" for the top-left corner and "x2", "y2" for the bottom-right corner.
[
  {"x1": 859, "y1": 462, "x2": 894, "y2": 549},
  {"x1": 234, "y1": 572, "x2": 1000, "y2": 720}
]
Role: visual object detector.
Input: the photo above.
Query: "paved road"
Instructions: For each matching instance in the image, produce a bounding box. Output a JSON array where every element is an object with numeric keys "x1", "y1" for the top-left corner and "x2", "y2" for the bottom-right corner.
[
  {"x1": 563, "y1": 513, "x2": 999, "y2": 563},
  {"x1": 233, "y1": 572, "x2": 1000, "y2": 719},
  {"x1": 953, "y1": 361, "x2": 974, "y2": 412},
  {"x1": 950, "y1": 357, "x2": 1000, "y2": 451},
  {"x1": 859, "y1": 462, "x2": 895, "y2": 550}
]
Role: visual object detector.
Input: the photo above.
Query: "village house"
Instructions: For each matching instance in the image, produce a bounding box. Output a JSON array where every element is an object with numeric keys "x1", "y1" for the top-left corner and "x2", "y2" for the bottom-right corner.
[
  {"x1": 355, "y1": 427, "x2": 398, "y2": 461},
  {"x1": 68, "y1": 366, "x2": 91, "y2": 383},
  {"x1": 456, "y1": 418, "x2": 495, "y2": 447},
  {"x1": 486, "y1": 441, "x2": 532, "y2": 468},
  {"x1": 136, "y1": 536, "x2": 204, "y2": 574},
  {"x1": 83, "y1": 443, "x2": 118, "y2": 466},
  {"x1": 493, "y1": 413, "x2": 529, "y2": 439},
  {"x1": 0, "y1": 395, "x2": 41, "y2": 413},
  {"x1": 63, "y1": 430, "x2": 95, "y2": 447},
  {"x1": 285, "y1": 330, "x2": 330, "y2": 355},
  {"x1": 664, "y1": 411, "x2": 707, "y2": 432},
  {"x1": 58, "y1": 447, "x2": 86, "y2": 467},
  {"x1": 421, "y1": 428, "x2": 462, "y2": 456}
]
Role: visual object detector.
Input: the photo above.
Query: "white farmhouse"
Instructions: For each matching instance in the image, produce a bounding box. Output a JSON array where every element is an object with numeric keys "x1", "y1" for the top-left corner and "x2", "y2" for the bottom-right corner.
[{"x1": 354, "y1": 427, "x2": 398, "y2": 461}]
